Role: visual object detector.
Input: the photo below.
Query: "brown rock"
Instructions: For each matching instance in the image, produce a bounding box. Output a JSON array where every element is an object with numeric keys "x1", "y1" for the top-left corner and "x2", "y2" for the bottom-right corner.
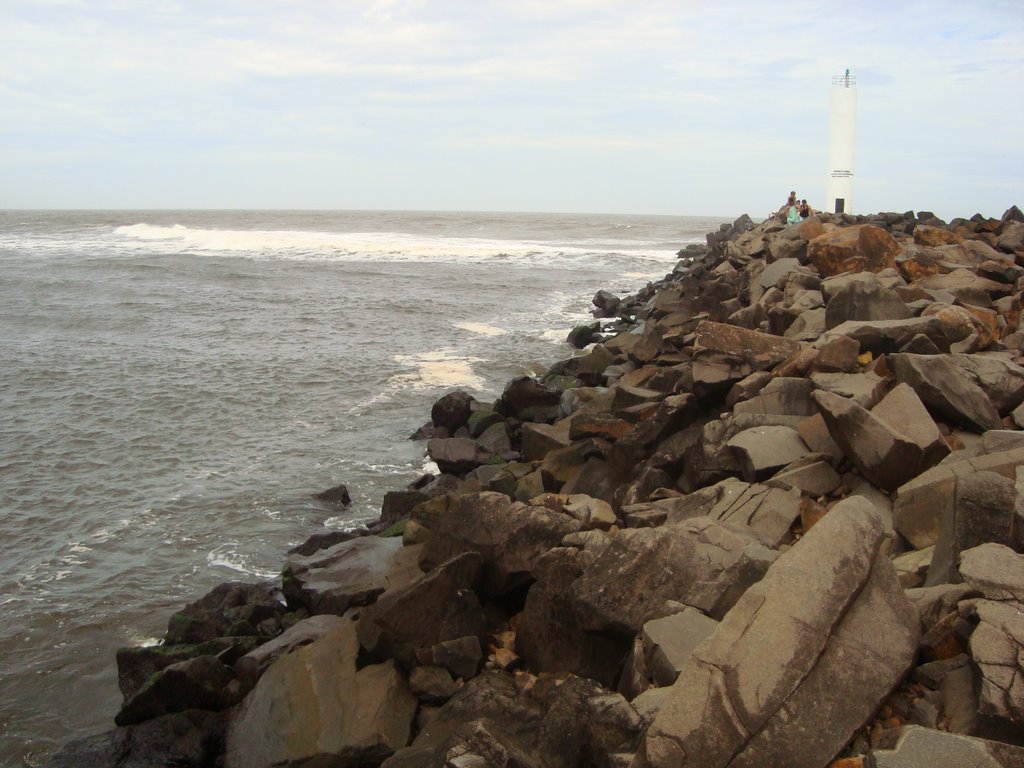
[{"x1": 808, "y1": 224, "x2": 901, "y2": 277}]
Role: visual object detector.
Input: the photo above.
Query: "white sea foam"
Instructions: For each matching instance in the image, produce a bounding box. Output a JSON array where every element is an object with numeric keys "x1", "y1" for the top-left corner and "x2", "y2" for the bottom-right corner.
[
  {"x1": 108, "y1": 223, "x2": 675, "y2": 266},
  {"x1": 205, "y1": 545, "x2": 279, "y2": 579},
  {"x1": 392, "y1": 350, "x2": 487, "y2": 391},
  {"x1": 454, "y1": 322, "x2": 508, "y2": 336}
]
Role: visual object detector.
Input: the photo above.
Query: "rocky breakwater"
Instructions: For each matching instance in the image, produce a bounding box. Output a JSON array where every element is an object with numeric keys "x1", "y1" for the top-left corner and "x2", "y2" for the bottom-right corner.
[{"x1": 44, "y1": 206, "x2": 1024, "y2": 768}]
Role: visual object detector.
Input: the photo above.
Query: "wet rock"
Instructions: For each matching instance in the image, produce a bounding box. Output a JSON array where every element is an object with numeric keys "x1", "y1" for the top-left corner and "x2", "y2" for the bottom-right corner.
[
  {"x1": 636, "y1": 497, "x2": 919, "y2": 768},
  {"x1": 41, "y1": 710, "x2": 228, "y2": 768},
  {"x1": 282, "y1": 535, "x2": 404, "y2": 615},
  {"x1": 431, "y1": 390, "x2": 476, "y2": 433},
  {"x1": 116, "y1": 654, "x2": 238, "y2": 726},
  {"x1": 164, "y1": 581, "x2": 286, "y2": 646},
  {"x1": 498, "y1": 376, "x2": 563, "y2": 422},
  {"x1": 313, "y1": 482, "x2": 352, "y2": 506},
  {"x1": 116, "y1": 637, "x2": 256, "y2": 705}
]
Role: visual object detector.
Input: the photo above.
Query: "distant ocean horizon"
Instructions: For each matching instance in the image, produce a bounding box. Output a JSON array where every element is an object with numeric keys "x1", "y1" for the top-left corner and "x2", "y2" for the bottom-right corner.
[{"x1": 0, "y1": 208, "x2": 730, "y2": 764}]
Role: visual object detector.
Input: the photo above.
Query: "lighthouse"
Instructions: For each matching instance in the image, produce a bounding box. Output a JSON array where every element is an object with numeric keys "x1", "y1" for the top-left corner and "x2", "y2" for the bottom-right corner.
[{"x1": 826, "y1": 69, "x2": 857, "y2": 214}]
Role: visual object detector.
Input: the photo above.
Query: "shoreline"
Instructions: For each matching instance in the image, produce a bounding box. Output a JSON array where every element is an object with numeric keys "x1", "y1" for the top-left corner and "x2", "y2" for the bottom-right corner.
[{"x1": 42, "y1": 205, "x2": 1024, "y2": 768}]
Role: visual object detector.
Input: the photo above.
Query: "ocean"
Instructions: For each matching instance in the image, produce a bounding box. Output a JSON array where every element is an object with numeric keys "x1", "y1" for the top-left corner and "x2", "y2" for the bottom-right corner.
[{"x1": 0, "y1": 209, "x2": 728, "y2": 765}]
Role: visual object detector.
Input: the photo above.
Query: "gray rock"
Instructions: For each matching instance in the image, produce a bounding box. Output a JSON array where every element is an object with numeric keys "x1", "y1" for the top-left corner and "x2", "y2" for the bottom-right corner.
[
  {"x1": 824, "y1": 316, "x2": 948, "y2": 354},
  {"x1": 894, "y1": 448, "x2": 1024, "y2": 549},
  {"x1": 823, "y1": 271, "x2": 913, "y2": 329},
  {"x1": 664, "y1": 477, "x2": 802, "y2": 548},
  {"x1": 516, "y1": 547, "x2": 631, "y2": 688},
  {"x1": 871, "y1": 725, "x2": 1024, "y2": 768},
  {"x1": 642, "y1": 608, "x2": 719, "y2": 687},
  {"x1": 765, "y1": 460, "x2": 842, "y2": 497},
  {"x1": 812, "y1": 388, "x2": 946, "y2": 492},
  {"x1": 967, "y1": 598, "x2": 1024, "y2": 728},
  {"x1": 418, "y1": 491, "x2": 582, "y2": 596},
  {"x1": 235, "y1": 615, "x2": 351, "y2": 691},
  {"x1": 725, "y1": 425, "x2": 811, "y2": 483},
  {"x1": 356, "y1": 552, "x2": 487, "y2": 672},
  {"x1": 569, "y1": 518, "x2": 776, "y2": 635},
  {"x1": 809, "y1": 370, "x2": 886, "y2": 408},
  {"x1": 731, "y1": 377, "x2": 817, "y2": 417},
  {"x1": 888, "y1": 353, "x2": 1002, "y2": 432},
  {"x1": 282, "y1": 535, "x2": 403, "y2": 615},
  {"x1": 226, "y1": 622, "x2": 416, "y2": 768},
  {"x1": 960, "y1": 543, "x2": 1024, "y2": 603},
  {"x1": 636, "y1": 496, "x2": 919, "y2": 768},
  {"x1": 814, "y1": 334, "x2": 860, "y2": 373},
  {"x1": 926, "y1": 471, "x2": 1017, "y2": 586}
]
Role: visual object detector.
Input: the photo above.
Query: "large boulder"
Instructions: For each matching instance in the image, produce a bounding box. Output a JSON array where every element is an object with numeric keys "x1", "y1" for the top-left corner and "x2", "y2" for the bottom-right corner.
[
  {"x1": 225, "y1": 622, "x2": 416, "y2": 768},
  {"x1": 959, "y1": 545, "x2": 1024, "y2": 736},
  {"x1": 812, "y1": 385, "x2": 949, "y2": 492},
  {"x1": 871, "y1": 726, "x2": 1024, "y2": 767},
  {"x1": 431, "y1": 389, "x2": 476, "y2": 432},
  {"x1": 725, "y1": 425, "x2": 811, "y2": 483},
  {"x1": 282, "y1": 535, "x2": 404, "y2": 615},
  {"x1": 381, "y1": 671, "x2": 643, "y2": 768},
  {"x1": 663, "y1": 477, "x2": 802, "y2": 548},
  {"x1": 894, "y1": 448, "x2": 1024, "y2": 550},
  {"x1": 164, "y1": 581, "x2": 286, "y2": 645},
  {"x1": 516, "y1": 547, "x2": 632, "y2": 688},
  {"x1": 926, "y1": 471, "x2": 1019, "y2": 586},
  {"x1": 356, "y1": 552, "x2": 487, "y2": 672},
  {"x1": 823, "y1": 271, "x2": 913, "y2": 329},
  {"x1": 418, "y1": 491, "x2": 582, "y2": 595},
  {"x1": 888, "y1": 353, "x2": 1003, "y2": 432},
  {"x1": 569, "y1": 518, "x2": 778, "y2": 634},
  {"x1": 807, "y1": 224, "x2": 901, "y2": 277},
  {"x1": 636, "y1": 496, "x2": 919, "y2": 768},
  {"x1": 41, "y1": 710, "x2": 228, "y2": 768},
  {"x1": 115, "y1": 654, "x2": 239, "y2": 727}
]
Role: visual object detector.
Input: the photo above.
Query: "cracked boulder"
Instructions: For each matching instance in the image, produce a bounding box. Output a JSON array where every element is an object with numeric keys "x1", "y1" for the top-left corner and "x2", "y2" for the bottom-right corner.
[
  {"x1": 635, "y1": 496, "x2": 919, "y2": 768},
  {"x1": 569, "y1": 518, "x2": 778, "y2": 633},
  {"x1": 959, "y1": 544, "x2": 1024, "y2": 733},
  {"x1": 811, "y1": 384, "x2": 949, "y2": 492}
]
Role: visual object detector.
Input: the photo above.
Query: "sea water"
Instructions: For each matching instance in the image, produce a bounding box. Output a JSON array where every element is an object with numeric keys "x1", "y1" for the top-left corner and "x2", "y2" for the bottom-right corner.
[{"x1": 0, "y1": 209, "x2": 728, "y2": 764}]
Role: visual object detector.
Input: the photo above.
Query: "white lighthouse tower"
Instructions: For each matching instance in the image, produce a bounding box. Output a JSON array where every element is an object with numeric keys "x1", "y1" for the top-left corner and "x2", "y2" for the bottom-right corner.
[{"x1": 826, "y1": 69, "x2": 857, "y2": 214}]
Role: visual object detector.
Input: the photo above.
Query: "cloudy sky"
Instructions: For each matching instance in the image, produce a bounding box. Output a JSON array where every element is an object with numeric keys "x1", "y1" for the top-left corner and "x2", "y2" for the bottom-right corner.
[{"x1": 2, "y1": 1, "x2": 1022, "y2": 219}]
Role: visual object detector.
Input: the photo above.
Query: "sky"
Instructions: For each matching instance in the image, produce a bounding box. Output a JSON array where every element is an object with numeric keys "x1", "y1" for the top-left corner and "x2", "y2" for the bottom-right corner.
[{"x1": 2, "y1": 1, "x2": 1022, "y2": 219}]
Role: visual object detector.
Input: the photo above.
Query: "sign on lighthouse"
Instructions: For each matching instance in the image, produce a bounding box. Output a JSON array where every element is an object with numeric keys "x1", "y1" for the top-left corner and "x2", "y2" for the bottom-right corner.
[{"x1": 826, "y1": 69, "x2": 857, "y2": 214}]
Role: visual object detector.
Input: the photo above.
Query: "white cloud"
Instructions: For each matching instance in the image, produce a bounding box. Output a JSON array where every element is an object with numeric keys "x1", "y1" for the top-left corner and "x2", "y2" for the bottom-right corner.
[{"x1": 0, "y1": 0, "x2": 1021, "y2": 216}]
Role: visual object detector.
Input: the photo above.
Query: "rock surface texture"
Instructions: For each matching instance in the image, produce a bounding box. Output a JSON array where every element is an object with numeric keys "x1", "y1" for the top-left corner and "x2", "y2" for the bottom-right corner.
[{"x1": 43, "y1": 204, "x2": 1024, "y2": 768}]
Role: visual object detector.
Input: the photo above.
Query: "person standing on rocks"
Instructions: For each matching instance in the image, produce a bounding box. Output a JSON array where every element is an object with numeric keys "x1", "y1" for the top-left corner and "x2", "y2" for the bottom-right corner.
[{"x1": 778, "y1": 190, "x2": 798, "y2": 221}]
